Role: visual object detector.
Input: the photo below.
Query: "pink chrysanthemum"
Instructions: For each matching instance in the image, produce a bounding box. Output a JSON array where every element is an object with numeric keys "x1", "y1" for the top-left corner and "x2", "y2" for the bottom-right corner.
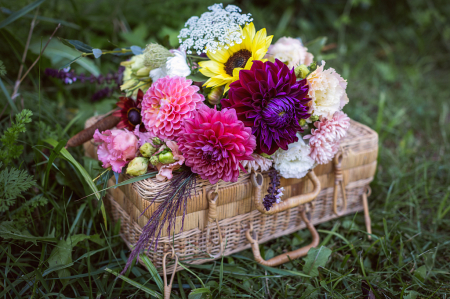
[
  {"x1": 141, "y1": 76, "x2": 205, "y2": 140},
  {"x1": 241, "y1": 153, "x2": 273, "y2": 173},
  {"x1": 178, "y1": 106, "x2": 256, "y2": 184},
  {"x1": 304, "y1": 111, "x2": 350, "y2": 164}
]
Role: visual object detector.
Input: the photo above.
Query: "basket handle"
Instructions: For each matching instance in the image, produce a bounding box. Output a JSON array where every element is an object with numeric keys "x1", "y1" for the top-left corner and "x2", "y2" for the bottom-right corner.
[
  {"x1": 205, "y1": 191, "x2": 224, "y2": 258},
  {"x1": 333, "y1": 152, "x2": 348, "y2": 215},
  {"x1": 162, "y1": 248, "x2": 178, "y2": 299},
  {"x1": 251, "y1": 170, "x2": 321, "y2": 215},
  {"x1": 245, "y1": 209, "x2": 320, "y2": 266}
]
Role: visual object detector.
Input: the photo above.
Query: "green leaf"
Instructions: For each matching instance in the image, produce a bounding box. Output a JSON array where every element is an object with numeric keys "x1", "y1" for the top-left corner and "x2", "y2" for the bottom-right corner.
[
  {"x1": 47, "y1": 234, "x2": 92, "y2": 284},
  {"x1": 0, "y1": 77, "x2": 18, "y2": 114},
  {"x1": 0, "y1": 0, "x2": 46, "y2": 29},
  {"x1": 58, "y1": 38, "x2": 94, "y2": 53},
  {"x1": 305, "y1": 36, "x2": 327, "y2": 57},
  {"x1": 414, "y1": 265, "x2": 427, "y2": 282},
  {"x1": 140, "y1": 254, "x2": 164, "y2": 293},
  {"x1": 0, "y1": 221, "x2": 56, "y2": 245},
  {"x1": 188, "y1": 287, "x2": 210, "y2": 299},
  {"x1": 88, "y1": 234, "x2": 105, "y2": 246},
  {"x1": 0, "y1": 8, "x2": 80, "y2": 29},
  {"x1": 58, "y1": 56, "x2": 82, "y2": 71},
  {"x1": 302, "y1": 246, "x2": 332, "y2": 277},
  {"x1": 30, "y1": 40, "x2": 99, "y2": 76},
  {"x1": 105, "y1": 268, "x2": 163, "y2": 298},
  {"x1": 186, "y1": 72, "x2": 208, "y2": 83},
  {"x1": 43, "y1": 138, "x2": 107, "y2": 228},
  {"x1": 44, "y1": 139, "x2": 66, "y2": 191}
]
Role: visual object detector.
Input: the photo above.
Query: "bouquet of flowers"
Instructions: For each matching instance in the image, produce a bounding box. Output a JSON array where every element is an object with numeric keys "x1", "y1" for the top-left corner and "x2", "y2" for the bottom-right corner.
[{"x1": 60, "y1": 3, "x2": 350, "y2": 270}]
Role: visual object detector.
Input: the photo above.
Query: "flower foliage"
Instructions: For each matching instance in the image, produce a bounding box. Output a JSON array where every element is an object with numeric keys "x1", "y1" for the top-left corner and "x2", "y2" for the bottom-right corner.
[
  {"x1": 178, "y1": 106, "x2": 256, "y2": 184},
  {"x1": 178, "y1": 3, "x2": 253, "y2": 55},
  {"x1": 222, "y1": 59, "x2": 311, "y2": 155}
]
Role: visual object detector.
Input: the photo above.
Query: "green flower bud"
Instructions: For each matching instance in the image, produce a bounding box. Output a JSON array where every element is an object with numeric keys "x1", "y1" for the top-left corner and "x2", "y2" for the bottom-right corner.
[
  {"x1": 143, "y1": 43, "x2": 174, "y2": 70},
  {"x1": 136, "y1": 66, "x2": 151, "y2": 77},
  {"x1": 158, "y1": 152, "x2": 176, "y2": 164},
  {"x1": 150, "y1": 155, "x2": 160, "y2": 166},
  {"x1": 294, "y1": 64, "x2": 310, "y2": 79},
  {"x1": 140, "y1": 143, "x2": 156, "y2": 157},
  {"x1": 130, "y1": 54, "x2": 146, "y2": 71},
  {"x1": 310, "y1": 115, "x2": 320, "y2": 122},
  {"x1": 299, "y1": 119, "x2": 306, "y2": 126},
  {"x1": 126, "y1": 157, "x2": 149, "y2": 176},
  {"x1": 207, "y1": 86, "x2": 224, "y2": 105},
  {"x1": 152, "y1": 137, "x2": 163, "y2": 146}
]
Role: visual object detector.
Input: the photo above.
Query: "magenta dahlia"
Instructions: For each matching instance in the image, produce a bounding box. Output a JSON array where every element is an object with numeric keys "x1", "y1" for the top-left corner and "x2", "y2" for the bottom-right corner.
[
  {"x1": 141, "y1": 76, "x2": 204, "y2": 140},
  {"x1": 178, "y1": 106, "x2": 256, "y2": 184},
  {"x1": 221, "y1": 59, "x2": 311, "y2": 155}
]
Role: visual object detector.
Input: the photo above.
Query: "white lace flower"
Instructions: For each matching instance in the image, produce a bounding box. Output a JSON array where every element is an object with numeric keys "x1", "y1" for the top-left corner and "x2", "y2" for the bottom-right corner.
[
  {"x1": 272, "y1": 138, "x2": 315, "y2": 179},
  {"x1": 149, "y1": 50, "x2": 191, "y2": 82},
  {"x1": 178, "y1": 4, "x2": 253, "y2": 55}
]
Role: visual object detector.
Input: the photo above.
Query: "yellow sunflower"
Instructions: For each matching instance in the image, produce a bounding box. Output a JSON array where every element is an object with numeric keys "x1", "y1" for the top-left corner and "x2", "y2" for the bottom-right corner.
[{"x1": 198, "y1": 22, "x2": 273, "y2": 93}]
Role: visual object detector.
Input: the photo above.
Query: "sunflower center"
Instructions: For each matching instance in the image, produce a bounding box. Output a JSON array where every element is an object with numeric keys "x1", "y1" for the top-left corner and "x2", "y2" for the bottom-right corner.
[
  {"x1": 127, "y1": 107, "x2": 141, "y2": 126},
  {"x1": 224, "y1": 49, "x2": 252, "y2": 76}
]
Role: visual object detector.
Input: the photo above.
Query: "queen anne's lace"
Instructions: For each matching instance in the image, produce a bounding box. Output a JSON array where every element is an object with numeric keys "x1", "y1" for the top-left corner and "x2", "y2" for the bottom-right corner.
[{"x1": 178, "y1": 4, "x2": 253, "y2": 55}]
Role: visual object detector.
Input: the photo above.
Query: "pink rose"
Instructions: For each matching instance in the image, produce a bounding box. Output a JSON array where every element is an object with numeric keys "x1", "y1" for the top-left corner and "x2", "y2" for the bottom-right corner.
[{"x1": 93, "y1": 129, "x2": 139, "y2": 173}]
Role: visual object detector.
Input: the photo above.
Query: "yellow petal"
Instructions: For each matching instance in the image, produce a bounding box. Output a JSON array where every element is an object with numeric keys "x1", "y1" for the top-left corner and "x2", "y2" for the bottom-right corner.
[
  {"x1": 199, "y1": 67, "x2": 218, "y2": 78},
  {"x1": 265, "y1": 35, "x2": 274, "y2": 49},
  {"x1": 206, "y1": 48, "x2": 230, "y2": 64}
]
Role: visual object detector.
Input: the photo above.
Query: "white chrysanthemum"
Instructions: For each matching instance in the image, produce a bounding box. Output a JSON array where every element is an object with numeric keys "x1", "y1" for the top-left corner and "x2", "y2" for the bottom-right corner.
[
  {"x1": 272, "y1": 138, "x2": 315, "y2": 179},
  {"x1": 178, "y1": 4, "x2": 253, "y2": 55},
  {"x1": 149, "y1": 50, "x2": 191, "y2": 82},
  {"x1": 307, "y1": 61, "x2": 349, "y2": 119},
  {"x1": 241, "y1": 153, "x2": 273, "y2": 172}
]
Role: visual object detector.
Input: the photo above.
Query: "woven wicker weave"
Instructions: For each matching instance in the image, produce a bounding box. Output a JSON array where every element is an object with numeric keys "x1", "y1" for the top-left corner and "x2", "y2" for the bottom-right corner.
[{"x1": 84, "y1": 118, "x2": 378, "y2": 273}]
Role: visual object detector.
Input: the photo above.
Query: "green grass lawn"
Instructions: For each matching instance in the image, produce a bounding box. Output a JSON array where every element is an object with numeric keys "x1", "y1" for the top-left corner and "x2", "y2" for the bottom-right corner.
[{"x1": 1, "y1": 0, "x2": 449, "y2": 297}]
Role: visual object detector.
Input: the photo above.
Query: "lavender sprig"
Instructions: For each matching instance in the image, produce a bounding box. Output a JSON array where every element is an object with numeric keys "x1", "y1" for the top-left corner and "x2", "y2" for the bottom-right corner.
[
  {"x1": 263, "y1": 169, "x2": 283, "y2": 211},
  {"x1": 45, "y1": 66, "x2": 125, "y2": 86},
  {"x1": 121, "y1": 169, "x2": 197, "y2": 274}
]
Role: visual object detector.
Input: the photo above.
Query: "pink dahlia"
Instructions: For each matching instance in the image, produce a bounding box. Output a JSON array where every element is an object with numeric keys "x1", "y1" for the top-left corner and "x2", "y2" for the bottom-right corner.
[
  {"x1": 178, "y1": 106, "x2": 256, "y2": 184},
  {"x1": 93, "y1": 129, "x2": 139, "y2": 173},
  {"x1": 141, "y1": 76, "x2": 205, "y2": 140},
  {"x1": 304, "y1": 111, "x2": 350, "y2": 164}
]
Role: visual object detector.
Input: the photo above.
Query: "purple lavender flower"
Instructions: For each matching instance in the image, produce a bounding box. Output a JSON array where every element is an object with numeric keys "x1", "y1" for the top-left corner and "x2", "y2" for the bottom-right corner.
[
  {"x1": 45, "y1": 66, "x2": 124, "y2": 87},
  {"x1": 121, "y1": 169, "x2": 197, "y2": 274},
  {"x1": 263, "y1": 169, "x2": 282, "y2": 211},
  {"x1": 222, "y1": 59, "x2": 311, "y2": 155}
]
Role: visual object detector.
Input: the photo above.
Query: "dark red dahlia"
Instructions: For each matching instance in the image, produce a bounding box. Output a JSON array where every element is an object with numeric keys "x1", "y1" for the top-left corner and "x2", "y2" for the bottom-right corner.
[
  {"x1": 113, "y1": 89, "x2": 146, "y2": 132},
  {"x1": 221, "y1": 59, "x2": 311, "y2": 155}
]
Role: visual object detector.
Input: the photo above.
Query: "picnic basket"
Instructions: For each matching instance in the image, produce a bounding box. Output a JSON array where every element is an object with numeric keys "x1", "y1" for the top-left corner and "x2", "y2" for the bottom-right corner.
[{"x1": 84, "y1": 116, "x2": 378, "y2": 274}]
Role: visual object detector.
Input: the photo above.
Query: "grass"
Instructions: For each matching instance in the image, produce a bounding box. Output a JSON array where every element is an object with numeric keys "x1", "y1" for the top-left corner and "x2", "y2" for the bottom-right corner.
[{"x1": 1, "y1": 0, "x2": 450, "y2": 298}]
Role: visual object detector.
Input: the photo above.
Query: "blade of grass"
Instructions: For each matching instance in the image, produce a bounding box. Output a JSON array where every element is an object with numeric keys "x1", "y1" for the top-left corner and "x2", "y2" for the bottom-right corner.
[{"x1": 0, "y1": 0, "x2": 46, "y2": 29}]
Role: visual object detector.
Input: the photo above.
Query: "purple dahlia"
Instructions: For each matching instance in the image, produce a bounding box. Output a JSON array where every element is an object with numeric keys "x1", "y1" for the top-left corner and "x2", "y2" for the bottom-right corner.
[{"x1": 222, "y1": 59, "x2": 311, "y2": 155}]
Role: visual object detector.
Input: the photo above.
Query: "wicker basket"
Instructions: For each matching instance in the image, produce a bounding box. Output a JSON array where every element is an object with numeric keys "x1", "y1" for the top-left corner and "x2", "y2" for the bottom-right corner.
[{"x1": 84, "y1": 118, "x2": 378, "y2": 274}]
